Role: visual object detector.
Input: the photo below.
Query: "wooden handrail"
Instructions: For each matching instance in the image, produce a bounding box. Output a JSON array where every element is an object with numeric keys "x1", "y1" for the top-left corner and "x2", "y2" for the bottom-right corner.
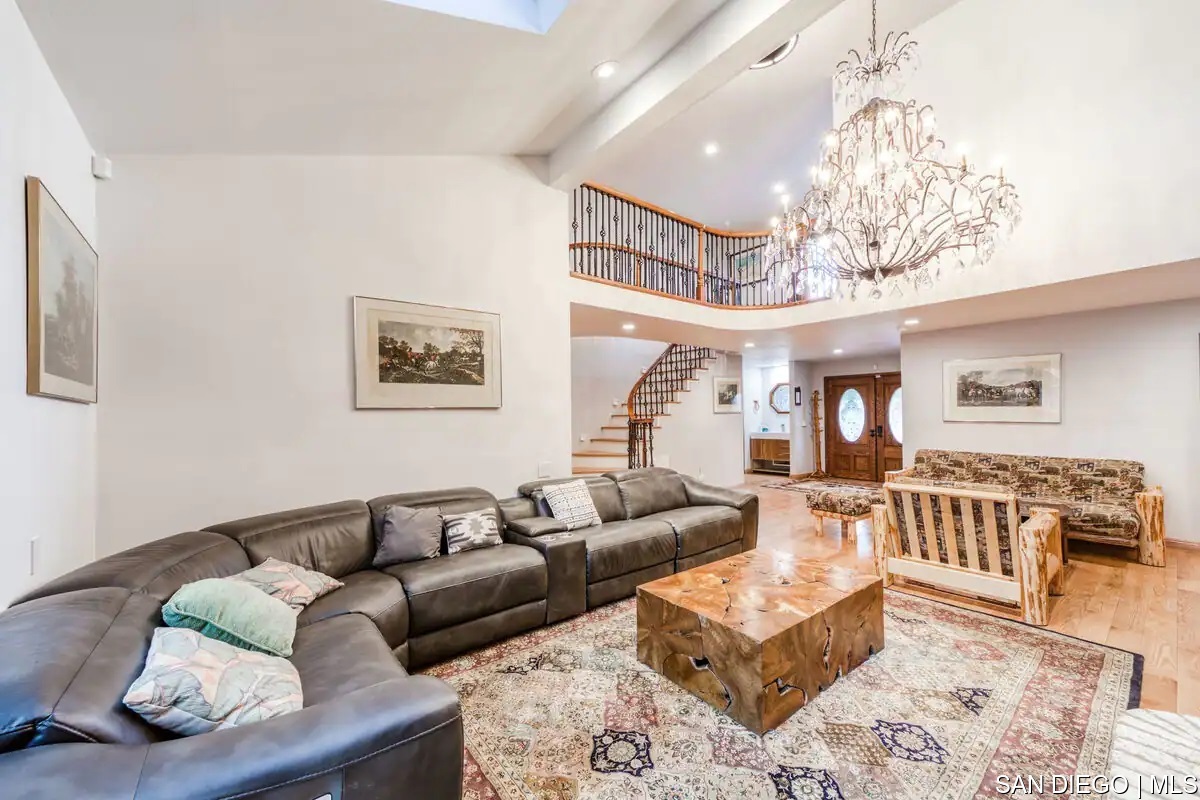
[
  {"x1": 569, "y1": 242, "x2": 697, "y2": 274},
  {"x1": 626, "y1": 344, "x2": 676, "y2": 420},
  {"x1": 581, "y1": 181, "x2": 772, "y2": 238}
]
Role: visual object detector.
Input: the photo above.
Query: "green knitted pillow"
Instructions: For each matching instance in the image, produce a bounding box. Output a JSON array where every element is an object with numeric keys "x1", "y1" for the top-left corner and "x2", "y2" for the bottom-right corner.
[{"x1": 163, "y1": 578, "x2": 297, "y2": 657}]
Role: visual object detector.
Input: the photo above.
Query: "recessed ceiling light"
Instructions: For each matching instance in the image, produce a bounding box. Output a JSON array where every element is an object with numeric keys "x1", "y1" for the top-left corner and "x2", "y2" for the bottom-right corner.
[
  {"x1": 772, "y1": 182, "x2": 786, "y2": 194},
  {"x1": 903, "y1": 318, "x2": 920, "y2": 326},
  {"x1": 704, "y1": 142, "x2": 720, "y2": 156},
  {"x1": 745, "y1": 342, "x2": 756, "y2": 348},
  {"x1": 621, "y1": 322, "x2": 636, "y2": 331},
  {"x1": 749, "y1": 35, "x2": 800, "y2": 70},
  {"x1": 592, "y1": 61, "x2": 619, "y2": 79},
  {"x1": 833, "y1": 348, "x2": 844, "y2": 355}
]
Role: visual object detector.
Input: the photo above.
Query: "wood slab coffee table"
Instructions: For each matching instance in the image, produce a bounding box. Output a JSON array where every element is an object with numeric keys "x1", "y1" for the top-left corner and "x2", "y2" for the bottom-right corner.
[{"x1": 636, "y1": 549, "x2": 883, "y2": 734}]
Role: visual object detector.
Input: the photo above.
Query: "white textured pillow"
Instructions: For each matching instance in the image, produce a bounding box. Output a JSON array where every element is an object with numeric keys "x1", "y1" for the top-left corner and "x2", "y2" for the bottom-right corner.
[
  {"x1": 124, "y1": 627, "x2": 302, "y2": 736},
  {"x1": 542, "y1": 480, "x2": 602, "y2": 530}
]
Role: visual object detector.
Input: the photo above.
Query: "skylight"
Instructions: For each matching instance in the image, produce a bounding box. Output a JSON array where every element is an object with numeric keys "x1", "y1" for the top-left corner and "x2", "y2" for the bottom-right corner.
[{"x1": 384, "y1": 0, "x2": 573, "y2": 34}]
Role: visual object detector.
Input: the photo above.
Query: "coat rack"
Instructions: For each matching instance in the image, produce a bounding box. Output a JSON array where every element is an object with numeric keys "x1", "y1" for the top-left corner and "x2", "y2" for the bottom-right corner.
[{"x1": 810, "y1": 389, "x2": 827, "y2": 478}]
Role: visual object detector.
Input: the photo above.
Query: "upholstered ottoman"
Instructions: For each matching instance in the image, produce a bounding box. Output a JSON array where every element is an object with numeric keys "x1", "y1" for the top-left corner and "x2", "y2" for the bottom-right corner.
[{"x1": 805, "y1": 486, "x2": 884, "y2": 541}]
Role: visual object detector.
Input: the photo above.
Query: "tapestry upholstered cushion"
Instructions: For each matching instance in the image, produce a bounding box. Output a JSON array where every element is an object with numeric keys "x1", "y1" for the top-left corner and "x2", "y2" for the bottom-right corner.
[
  {"x1": 373, "y1": 505, "x2": 443, "y2": 567},
  {"x1": 541, "y1": 479, "x2": 602, "y2": 531},
  {"x1": 444, "y1": 509, "x2": 504, "y2": 555},
  {"x1": 911, "y1": 449, "x2": 1145, "y2": 505},
  {"x1": 804, "y1": 487, "x2": 883, "y2": 518},
  {"x1": 163, "y1": 578, "x2": 298, "y2": 657},
  {"x1": 227, "y1": 557, "x2": 344, "y2": 611},
  {"x1": 124, "y1": 627, "x2": 302, "y2": 736}
]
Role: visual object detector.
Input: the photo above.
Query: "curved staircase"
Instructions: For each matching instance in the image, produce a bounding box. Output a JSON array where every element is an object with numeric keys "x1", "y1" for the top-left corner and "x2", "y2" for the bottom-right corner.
[{"x1": 572, "y1": 344, "x2": 715, "y2": 475}]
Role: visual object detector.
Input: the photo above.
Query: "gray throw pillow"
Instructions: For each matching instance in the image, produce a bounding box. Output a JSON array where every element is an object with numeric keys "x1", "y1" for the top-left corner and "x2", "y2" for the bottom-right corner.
[
  {"x1": 374, "y1": 505, "x2": 443, "y2": 567},
  {"x1": 444, "y1": 509, "x2": 503, "y2": 555}
]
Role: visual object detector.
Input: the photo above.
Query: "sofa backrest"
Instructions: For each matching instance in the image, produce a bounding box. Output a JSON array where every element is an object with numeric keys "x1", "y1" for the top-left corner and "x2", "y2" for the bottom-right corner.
[
  {"x1": 10, "y1": 531, "x2": 251, "y2": 607},
  {"x1": 515, "y1": 476, "x2": 626, "y2": 523},
  {"x1": 913, "y1": 449, "x2": 1145, "y2": 504},
  {"x1": 367, "y1": 487, "x2": 502, "y2": 553},
  {"x1": 0, "y1": 588, "x2": 166, "y2": 753},
  {"x1": 205, "y1": 500, "x2": 373, "y2": 579},
  {"x1": 603, "y1": 467, "x2": 689, "y2": 518}
]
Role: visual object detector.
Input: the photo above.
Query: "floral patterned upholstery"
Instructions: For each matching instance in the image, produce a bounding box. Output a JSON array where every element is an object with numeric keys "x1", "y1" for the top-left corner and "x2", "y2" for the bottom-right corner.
[
  {"x1": 805, "y1": 487, "x2": 883, "y2": 518},
  {"x1": 908, "y1": 450, "x2": 1146, "y2": 546}
]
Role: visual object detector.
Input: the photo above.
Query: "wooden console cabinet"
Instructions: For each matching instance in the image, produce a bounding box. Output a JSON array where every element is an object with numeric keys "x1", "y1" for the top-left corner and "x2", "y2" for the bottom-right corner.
[{"x1": 749, "y1": 435, "x2": 790, "y2": 475}]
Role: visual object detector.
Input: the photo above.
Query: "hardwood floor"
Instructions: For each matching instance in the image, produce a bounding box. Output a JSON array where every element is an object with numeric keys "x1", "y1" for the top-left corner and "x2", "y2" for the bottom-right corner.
[{"x1": 741, "y1": 474, "x2": 1200, "y2": 715}]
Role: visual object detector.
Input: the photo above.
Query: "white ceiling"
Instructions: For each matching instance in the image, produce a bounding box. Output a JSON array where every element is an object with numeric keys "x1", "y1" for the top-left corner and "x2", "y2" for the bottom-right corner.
[
  {"x1": 588, "y1": 0, "x2": 960, "y2": 230},
  {"x1": 16, "y1": 0, "x2": 723, "y2": 155}
]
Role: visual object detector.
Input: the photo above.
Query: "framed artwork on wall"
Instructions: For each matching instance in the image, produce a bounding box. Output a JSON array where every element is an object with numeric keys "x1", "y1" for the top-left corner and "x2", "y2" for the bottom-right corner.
[
  {"x1": 26, "y1": 177, "x2": 98, "y2": 404},
  {"x1": 942, "y1": 353, "x2": 1062, "y2": 423},
  {"x1": 713, "y1": 377, "x2": 742, "y2": 413},
  {"x1": 353, "y1": 296, "x2": 501, "y2": 409}
]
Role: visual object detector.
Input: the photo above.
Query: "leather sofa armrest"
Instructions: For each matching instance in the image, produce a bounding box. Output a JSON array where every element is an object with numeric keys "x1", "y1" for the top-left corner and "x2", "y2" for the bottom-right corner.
[
  {"x1": 507, "y1": 516, "x2": 569, "y2": 537},
  {"x1": 0, "y1": 678, "x2": 461, "y2": 800},
  {"x1": 504, "y1": 530, "x2": 586, "y2": 623},
  {"x1": 681, "y1": 476, "x2": 760, "y2": 552},
  {"x1": 681, "y1": 476, "x2": 755, "y2": 510}
]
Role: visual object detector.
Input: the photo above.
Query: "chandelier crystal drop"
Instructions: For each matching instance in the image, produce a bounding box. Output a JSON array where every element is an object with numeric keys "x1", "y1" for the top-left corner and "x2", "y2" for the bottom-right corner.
[{"x1": 767, "y1": 0, "x2": 1021, "y2": 301}]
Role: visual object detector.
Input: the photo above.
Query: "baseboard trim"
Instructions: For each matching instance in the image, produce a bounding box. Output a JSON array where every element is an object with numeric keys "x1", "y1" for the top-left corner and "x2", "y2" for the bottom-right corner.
[{"x1": 1166, "y1": 538, "x2": 1200, "y2": 551}]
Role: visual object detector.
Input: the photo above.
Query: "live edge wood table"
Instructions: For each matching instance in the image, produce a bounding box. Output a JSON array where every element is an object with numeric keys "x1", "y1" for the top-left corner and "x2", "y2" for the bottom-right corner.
[{"x1": 636, "y1": 549, "x2": 884, "y2": 734}]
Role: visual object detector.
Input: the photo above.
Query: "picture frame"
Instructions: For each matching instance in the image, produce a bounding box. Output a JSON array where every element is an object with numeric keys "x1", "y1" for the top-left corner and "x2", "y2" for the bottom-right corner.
[
  {"x1": 26, "y1": 177, "x2": 98, "y2": 404},
  {"x1": 942, "y1": 353, "x2": 1062, "y2": 423},
  {"x1": 712, "y1": 377, "x2": 742, "y2": 413},
  {"x1": 769, "y1": 382, "x2": 791, "y2": 414},
  {"x1": 353, "y1": 296, "x2": 501, "y2": 409}
]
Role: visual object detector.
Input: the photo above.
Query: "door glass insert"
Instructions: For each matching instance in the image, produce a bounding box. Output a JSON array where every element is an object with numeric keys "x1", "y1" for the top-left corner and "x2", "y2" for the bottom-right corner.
[
  {"x1": 837, "y1": 389, "x2": 866, "y2": 442},
  {"x1": 888, "y1": 388, "x2": 903, "y2": 443}
]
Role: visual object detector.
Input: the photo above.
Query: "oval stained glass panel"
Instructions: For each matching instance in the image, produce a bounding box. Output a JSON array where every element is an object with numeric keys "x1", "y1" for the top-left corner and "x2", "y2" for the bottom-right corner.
[
  {"x1": 888, "y1": 388, "x2": 903, "y2": 444},
  {"x1": 838, "y1": 389, "x2": 866, "y2": 442}
]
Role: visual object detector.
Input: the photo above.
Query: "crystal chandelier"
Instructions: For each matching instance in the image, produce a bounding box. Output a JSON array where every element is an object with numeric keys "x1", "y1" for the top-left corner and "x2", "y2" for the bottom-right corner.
[{"x1": 767, "y1": 0, "x2": 1021, "y2": 300}]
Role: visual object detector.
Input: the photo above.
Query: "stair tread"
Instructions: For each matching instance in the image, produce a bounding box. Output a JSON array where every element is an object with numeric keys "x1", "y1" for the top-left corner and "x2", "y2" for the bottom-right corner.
[
  {"x1": 573, "y1": 451, "x2": 629, "y2": 458},
  {"x1": 572, "y1": 467, "x2": 612, "y2": 475},
  {"x1": 601, "y1": 425, "x2": 662, "y2": 430},
  {"x1": 590, "y1": 437, "x2": 627, "y2": 442}
]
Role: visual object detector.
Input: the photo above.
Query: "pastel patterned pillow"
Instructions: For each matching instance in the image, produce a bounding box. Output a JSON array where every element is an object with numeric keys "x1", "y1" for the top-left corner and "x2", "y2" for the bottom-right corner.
[
  {"x1": 123, "y1": 627, "x2": 302, "y2": 736},
  {"x1": 542, "y1": 480, "x2": 602, "y2": 530},
  {"x1": 444, "y1": 510, "x2": 503, "y2": 555},
  {"x1": 228, "y1": 557, "x2": 343, "y2": 611}
]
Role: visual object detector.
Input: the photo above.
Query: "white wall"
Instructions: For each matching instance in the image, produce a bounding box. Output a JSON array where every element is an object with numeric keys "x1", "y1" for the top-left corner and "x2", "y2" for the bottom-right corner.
[
  {"x1": 902, "y1": 299, "x2": 1200, "y2": 543},
  {"x1": 570, "y1": 336, "x2": 664, "y2": 444},
  {"x1": 654, "y1": 351, "x2": 745, "y2": 486},
  {"x1": 98, "y1": 155, "x2": 571, "y2": 554},
  {"x1": 0, "y1": 0, "x2": 97, "y2": 606}
]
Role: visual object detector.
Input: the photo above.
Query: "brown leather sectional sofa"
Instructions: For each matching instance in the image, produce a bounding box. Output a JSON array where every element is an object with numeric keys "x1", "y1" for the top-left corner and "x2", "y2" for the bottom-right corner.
[{"x1": 0, "y1": 467, "x2": 757, "y2": 800}]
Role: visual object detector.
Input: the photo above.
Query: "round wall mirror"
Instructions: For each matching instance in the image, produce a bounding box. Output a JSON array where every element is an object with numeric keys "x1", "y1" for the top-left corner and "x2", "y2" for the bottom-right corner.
[{"x1": 769, "y1": 383, "x2": 791, "y2": 414}]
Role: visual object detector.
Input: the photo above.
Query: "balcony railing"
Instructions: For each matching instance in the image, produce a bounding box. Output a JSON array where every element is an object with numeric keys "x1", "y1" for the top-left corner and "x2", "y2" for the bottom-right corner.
[{"x1": 569, "y1": 182, "x2": 817, "y2": 308}]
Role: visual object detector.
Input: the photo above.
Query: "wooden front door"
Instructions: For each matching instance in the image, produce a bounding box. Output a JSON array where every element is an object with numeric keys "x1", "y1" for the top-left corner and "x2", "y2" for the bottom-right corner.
[
  {"x1": 824, "y1": 372, "x2": 902, "y2": 482},
  {"x1": 825, "y1": 374, "x2": 878, "y2": 481}
]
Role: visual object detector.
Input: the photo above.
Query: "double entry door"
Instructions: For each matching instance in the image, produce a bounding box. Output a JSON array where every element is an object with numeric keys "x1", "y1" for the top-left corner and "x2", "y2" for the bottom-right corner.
[{"x1": 824, "y1": 372, "x2": 902, "y2": 482}]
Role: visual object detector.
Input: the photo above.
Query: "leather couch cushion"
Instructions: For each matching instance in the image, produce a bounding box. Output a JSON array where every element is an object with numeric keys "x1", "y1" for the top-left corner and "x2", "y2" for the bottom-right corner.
[
  {"x1": 297, "y1": 570, "x2": 410, "y2": 649},
  {"x1": 574, "y1": 519, "x2": 676, "y2": 582},
  {"x1": 383, "y1": 545, "x2": 547, "y2": 635},
  {"x1": 518, "y1": 476, "x2": 626, "y2": 523},
  {"x1": 290, "y1": 614, "x2": 408, "y2": 707},
  {"x1": 605, "y1": 468, "x2": 689, "y2": 518},
  {"x1": 368, "y1": 488, "x2": 501, "y2": 546},
  {"x1": 641, "y1": 506, "x2": 743, "y2": 558},
  {"x1": 0, "y1": 588, "x2": 164, "y2": 752},
  {"x1": 206, "y1": 500, "x2": 373, "y2": 579},
  {"x1": 10, "y1": 531, "x2": 250, "y2": 606}
]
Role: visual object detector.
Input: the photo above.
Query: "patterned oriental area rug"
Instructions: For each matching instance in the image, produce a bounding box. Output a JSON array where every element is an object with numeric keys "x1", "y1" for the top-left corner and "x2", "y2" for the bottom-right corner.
[
  {"x1": 425, "y1": 593, "x2": 1141, "y2": 800},
  {"x1": 761, "y1": 479, "x2": 881, "y2": 494}
]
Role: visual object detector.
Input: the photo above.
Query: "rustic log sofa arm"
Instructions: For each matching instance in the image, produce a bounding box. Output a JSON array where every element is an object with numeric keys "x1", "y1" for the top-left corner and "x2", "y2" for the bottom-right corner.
[{"x1": 1135, "y1": 486, "x2": 1165, "y2": 568}]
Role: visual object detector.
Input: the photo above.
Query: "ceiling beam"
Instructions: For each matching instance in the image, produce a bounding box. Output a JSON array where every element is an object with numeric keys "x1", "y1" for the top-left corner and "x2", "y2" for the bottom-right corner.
[{"x1": 546, "y1": 0, "x2": 845, "y2": 189}]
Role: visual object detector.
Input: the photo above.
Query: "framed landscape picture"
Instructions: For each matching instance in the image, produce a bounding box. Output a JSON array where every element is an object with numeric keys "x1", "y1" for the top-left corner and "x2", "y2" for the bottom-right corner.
[
  {"x1": 27, "y1": 177, "x2": 98, "y2": 403},
  {"x1": 354, "y1": 296, "x2": 501, "y2": 409},
  {"x1": 712, "y1": 377, "x2": 742, "y2": 413},
  {"x1": 943, "y1": 353, "x2": 1061, "y2": 423}
]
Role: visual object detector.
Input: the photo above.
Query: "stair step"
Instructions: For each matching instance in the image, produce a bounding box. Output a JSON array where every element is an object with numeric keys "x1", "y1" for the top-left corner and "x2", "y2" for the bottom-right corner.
[
  {"x1": 601, "y1": 425, "x2": 662, "y2": 431},
  {"x1": 590, "y1": 437, "x2": 626, "y2": 443},
  {"x1": 573, "y1": 451, "x2": 628, "y2": 458},
  {"x1": 572, "y1": 467, "x2": 613, "y2": 475},
  {"x1": 610, "y1": 413, "x2": 671, "y2": 419}
]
